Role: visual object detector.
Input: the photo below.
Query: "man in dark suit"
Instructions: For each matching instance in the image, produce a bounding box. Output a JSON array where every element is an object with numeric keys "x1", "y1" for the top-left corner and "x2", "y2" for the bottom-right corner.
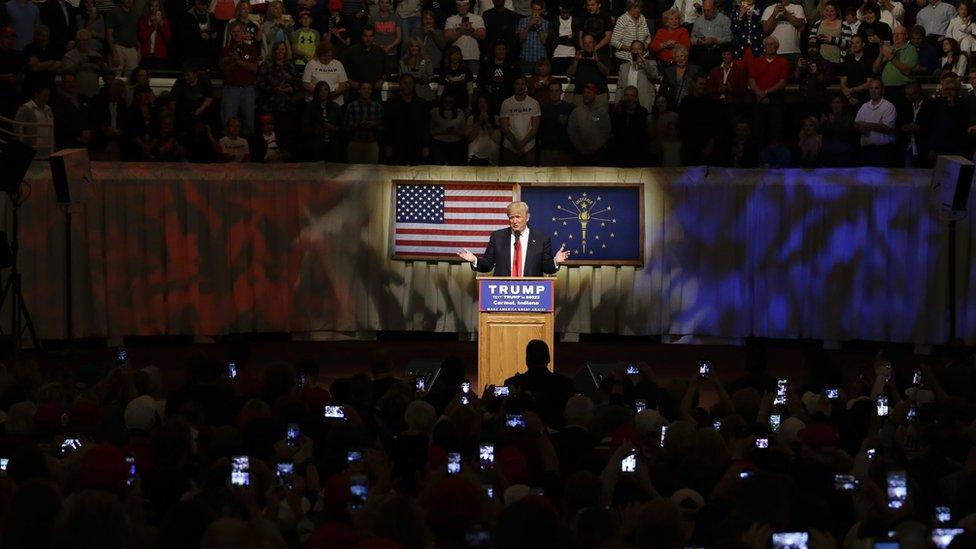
[
  {"x1": 504, "y1": 339, "x2": 576, "y2": 428},
  {"x1": 456, "y1": 200, "x2": 570, "y2": 276},
  {"x1": 896, "y1": 82, "x2": 933, "y2": 168},
  {"x1": 40, "y1": 0, "x2": 77, "y2": 56}
]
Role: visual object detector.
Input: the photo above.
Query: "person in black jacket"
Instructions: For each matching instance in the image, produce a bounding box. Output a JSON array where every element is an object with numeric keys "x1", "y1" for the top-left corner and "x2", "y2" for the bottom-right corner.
[
  {"x1": 611, "y1": 85, "x2": 651, "y2": 167},
  {"x1": 382, "y1": 73, "x2": 430, "y2": 164},
  {"x1": 928, "y1": 75, "x2": 970, "y2": 161},
  {"x1": 39, "y1": 0, "x2": 78, "y2": 56},
  {"x1": 477, "y1": 40, "x2": 518, "y2": 113},
  {"x1": 896, "y1": 82, "x2": 933, "y2": 168},
  {"x1": 504, "y1": 340, "x2": 576, "y2": 429},
  {"x1": 456, "y1": 201, "x2": 570, "y2": 276}
]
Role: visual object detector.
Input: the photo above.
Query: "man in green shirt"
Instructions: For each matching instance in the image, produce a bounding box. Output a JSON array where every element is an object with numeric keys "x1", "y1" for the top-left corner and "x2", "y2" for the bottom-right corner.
[{"x1": 872, "y1": 24, "x2": 917, "y2": 103}]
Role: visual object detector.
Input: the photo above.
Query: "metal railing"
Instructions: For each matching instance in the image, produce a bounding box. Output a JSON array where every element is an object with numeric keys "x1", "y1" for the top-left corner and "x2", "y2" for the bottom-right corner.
[{"x1": 0, "y1": 114, "x2": 55, "y2": 159}]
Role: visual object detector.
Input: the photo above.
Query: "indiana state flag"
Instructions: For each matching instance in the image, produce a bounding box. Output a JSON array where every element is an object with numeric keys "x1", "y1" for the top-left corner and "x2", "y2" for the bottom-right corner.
[{"x1": 520, "y1": 185, "x2": 643, "y2": 266}]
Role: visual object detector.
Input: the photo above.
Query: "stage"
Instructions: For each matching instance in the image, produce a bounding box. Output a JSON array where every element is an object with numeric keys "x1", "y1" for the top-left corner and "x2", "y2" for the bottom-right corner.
[{"x1": 8, "y1": 162, "x2": 976, "y2": 346}]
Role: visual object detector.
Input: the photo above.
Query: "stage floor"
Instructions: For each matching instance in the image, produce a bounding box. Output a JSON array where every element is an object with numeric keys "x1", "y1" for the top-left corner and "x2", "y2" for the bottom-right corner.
[{"x1": 30, "y1": 335, "x2": 926, "y2": 398}]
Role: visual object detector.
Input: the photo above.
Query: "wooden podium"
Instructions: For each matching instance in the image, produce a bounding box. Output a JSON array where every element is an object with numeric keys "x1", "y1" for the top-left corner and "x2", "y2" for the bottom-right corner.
[{"x1": 477, "y1": 277, "x2": 555, "y2": 392}]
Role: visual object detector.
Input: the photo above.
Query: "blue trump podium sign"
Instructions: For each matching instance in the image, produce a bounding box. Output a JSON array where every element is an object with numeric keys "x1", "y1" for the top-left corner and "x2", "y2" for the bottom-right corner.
[{"x1": 479, "y1": 279, "x2": 555, "y2": 313}]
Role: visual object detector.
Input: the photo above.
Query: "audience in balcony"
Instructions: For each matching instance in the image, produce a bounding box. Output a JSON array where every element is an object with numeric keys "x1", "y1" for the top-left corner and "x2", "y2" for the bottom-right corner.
[{"x1": 0, "y1": 0, "x2": 974, "y2": 170}]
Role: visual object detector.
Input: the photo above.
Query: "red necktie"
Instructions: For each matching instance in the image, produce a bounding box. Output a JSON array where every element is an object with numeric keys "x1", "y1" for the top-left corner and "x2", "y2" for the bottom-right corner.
[{"x1": 512, "y1": 235, "x2": 522, "y2": 277}]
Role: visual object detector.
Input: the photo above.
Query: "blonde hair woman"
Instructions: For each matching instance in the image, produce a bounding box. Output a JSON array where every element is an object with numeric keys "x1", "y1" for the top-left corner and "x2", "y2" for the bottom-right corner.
[{"x1": 651, "y1": 8, "x2": 691, "y2": 63}]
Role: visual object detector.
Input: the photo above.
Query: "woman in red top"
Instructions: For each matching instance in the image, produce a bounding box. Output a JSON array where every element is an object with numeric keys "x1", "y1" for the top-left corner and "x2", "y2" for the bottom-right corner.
[
  {"x1": 137, "y1": 0, "x2": 172, "y2": 68},
  {"x1": 651, "y1": 9, "x2": 691, "y2": 63}
]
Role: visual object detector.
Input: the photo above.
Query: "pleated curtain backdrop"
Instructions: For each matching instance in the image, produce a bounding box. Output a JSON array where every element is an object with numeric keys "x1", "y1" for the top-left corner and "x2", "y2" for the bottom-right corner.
[{"x1": 7, "y1": 163, "x2": 966, "y2": 345}]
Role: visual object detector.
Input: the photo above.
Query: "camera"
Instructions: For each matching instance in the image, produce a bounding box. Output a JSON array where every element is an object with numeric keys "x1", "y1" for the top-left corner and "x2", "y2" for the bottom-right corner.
[
  {"x1": 461, "y1": 381, "x2": 471, "y2": 394},
  {"x1": 347, "y1": 450, "x2": 363, "y2": 464},
  {"x1": 506, "y1": 413, "x2": 526, "y2": 429},
  {"x1": 876, "y1": 395, "x2": 889, "y2": 417},
  {"x1": 634, "y1": 399, "x2": 647, "y2": 413},
  {"x1": 626, "y1": 363, "x2": 639, "y2": 375},
  {"x1": 933, "y1": 528, "x2": 964, "y2": 549},
  {"x1": 59, "y1": 438, "x2": 83, "y2": 458},
  {"x1": 936, "y1": 506, "x2": 952, "y2": 524},
  {"x1": 276, "y1": 460, "x2": 294, "y2": 491},
  {"x1": 581, "y1": 51, "x2": 594, "y2": 59},
  {"x1": 698, "y1": 360, "x2": 711, "y2": 380},
  {"x1": 769, "y1": 413, "x2": 781, "y2": 431},
  {"x1": 825, "y1": 387, "x2": 839, "y2": 399},
  {"x1": 755, "y1": 437, "x2": 769, "y2": 449},
  {"x1": 912, "y1": 369, "x2": 922, "y2": 385},
  {"x1": 349, "y1": 474, "x2": 369, "y2": 510},
  {"x1": 493, "y1": 385, "x2": 510, "y2": 397},
  {"x1": 906, "y1": 403, "x2": 917, "y2": 423},
  {"x1": 227, "y1": 361, "x2": 238, "y2": 379},
  {"x1": 713, "y1": 419, "x2": 722, "y2": 430},
  {"x1": 886, "y1": 471, "x2": 907, "y2": 509},
  {"x1": 231, "y1": 455, "x2": 250, "y2": 487},
  {"x1": 659, "y1": 425, "x2": 668, "y2": 448},
  {"x1": 620, "y1": 451, "x2": 637, "y2": 473},
  {"x1": 479, "y1": 443, "x2": 494, "y2": 470},
  {"x1": 116, "y1": 346, "x2": 128, "y2": 367},
  {"x1": 323, "y1": 405, "x2": 346, "y2": 420},
  {"x1": 834, "y1": 474, "x2": 858, "y2": 491},
  {"x1": 866, "y1": 448, "x2": 877, "y2": 460},
  {"x1": 774, "y1": 379, "x2": 788, "y2": 405},
  {"x1": 447, "y1": 452, "x2": 462, "y2": 475},
  {"x1": 772, "y1": 532, "x2": 808, "y2": 549},
  {"x1": 125, "y1": 454, "x2": 137, "y2": 487},
  {"x1": 287, "y1": 423, "x2": 300, "y2": 447},
  {"x1": 414, "y1": 377, "x2": 426, "y2": 392},
  {"x1": 0, "y1": 458, "x2": 8, "y2": 473},
  {"x1": 460, "y1": 395, "x2": 471, "y2": 406},
  {"x1": 483, "y1": 484, "x2": 494, "y2": 499}
]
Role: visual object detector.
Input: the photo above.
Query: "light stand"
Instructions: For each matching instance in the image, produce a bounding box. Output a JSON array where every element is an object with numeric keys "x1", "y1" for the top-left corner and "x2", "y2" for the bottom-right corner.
[
  {"x1": 50, "y1": 148, "x2": 90, "y2": 343},
  {"x1": 0, "y1": 188, "x2": 40, "y2": 350},
  {"x1": 931, "y1": 155, "x2": 973, "y2": 342},
  {"x1": 60, "y1": 202, "x2": 73, "y2": 340}
]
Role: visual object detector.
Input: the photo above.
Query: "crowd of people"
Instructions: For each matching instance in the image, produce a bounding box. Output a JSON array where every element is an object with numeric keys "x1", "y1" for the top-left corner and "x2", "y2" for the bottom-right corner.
[
  {"x1": 3, "y1": 0, "x2": 976, "y2": 166},
  {"x1": 1, "y1": 336, "x2": 976, "y2": 548}
]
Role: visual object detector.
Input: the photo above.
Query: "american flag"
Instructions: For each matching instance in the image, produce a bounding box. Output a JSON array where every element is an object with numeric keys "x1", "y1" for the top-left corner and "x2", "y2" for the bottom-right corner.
[{"x1": 392, "y1": 182, "x2": 516, "y2": 260}]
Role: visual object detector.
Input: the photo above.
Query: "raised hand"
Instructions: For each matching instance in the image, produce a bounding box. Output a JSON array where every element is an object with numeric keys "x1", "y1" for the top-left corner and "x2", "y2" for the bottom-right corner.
[
  {"x1": 457, "y1": 248, "x2": 477, "y2": 263},
  {"x1": 554, "y1": 244, "x2": 570, "y2": 264}
]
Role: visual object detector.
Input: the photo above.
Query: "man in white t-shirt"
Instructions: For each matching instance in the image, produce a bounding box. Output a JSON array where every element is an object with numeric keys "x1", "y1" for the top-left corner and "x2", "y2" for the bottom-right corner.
[
  {"x1": 854, "y1": 78, "x2": 896, "y2": 166},
  {"x1": 761, "y1": 0, "x2": 805, "y2": 64},
  {"x1": 444, "y1": 0, "x2": 486, "y2": 75},
  {"x1": 499, "y1": 76, "x2": 540, "y2": 166},
  {"x1": 302, "y1": 42, "x2": 349, "y2": 105}
]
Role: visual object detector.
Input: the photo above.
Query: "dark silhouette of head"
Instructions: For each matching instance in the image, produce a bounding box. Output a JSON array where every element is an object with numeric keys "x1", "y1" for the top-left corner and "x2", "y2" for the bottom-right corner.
[{"x1": 526, "y1": 340, "x2": 550, "y2": 370}]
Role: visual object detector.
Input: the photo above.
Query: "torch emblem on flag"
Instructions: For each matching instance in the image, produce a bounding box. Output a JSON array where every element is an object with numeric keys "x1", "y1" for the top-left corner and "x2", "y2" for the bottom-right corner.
[{"x1": 551, "y1": 192, "x2": 616, "y2": 256}]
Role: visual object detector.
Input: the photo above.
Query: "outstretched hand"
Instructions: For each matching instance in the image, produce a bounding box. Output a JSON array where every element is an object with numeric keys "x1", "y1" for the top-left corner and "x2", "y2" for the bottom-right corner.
[
  {"x1": 457, "y1": 248, "x2": 477, "y2": 263},
  {"x1": 554, "y1": 244, "x2": 570, "y2": 264}
]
